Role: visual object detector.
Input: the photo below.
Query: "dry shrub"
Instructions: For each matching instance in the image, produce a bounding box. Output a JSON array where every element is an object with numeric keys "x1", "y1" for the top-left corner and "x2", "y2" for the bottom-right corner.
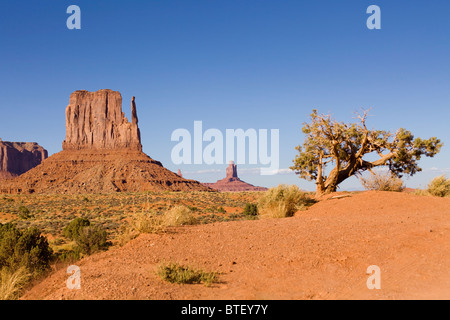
[
  {"x1": 258, "y1": 184, "x2": 313, "y2": 218},
  {"x1": 163, "y1": 206, "x2": 198, "y2": 226},
  {"x1": 0, "y1": 267, "x2": 30, "y2": 300},
  {"x1": 427, "y1": 175, "x2": 450, "y2": 197},
  {"x1": 132, "y1": 212, "x2": 165, "y2": 233},
  {"x1": 117, "y1": 212, "x2": 165, "y2": 246},
  {"x1": 157, "y1": 262, "x2": 218, "y2": 286},
  {"x1": 117, "y1": 206, "x2": 197, "y2": 246},
  {"x1": 359, "y1": 171, "x2": 405, "y2": 192}
]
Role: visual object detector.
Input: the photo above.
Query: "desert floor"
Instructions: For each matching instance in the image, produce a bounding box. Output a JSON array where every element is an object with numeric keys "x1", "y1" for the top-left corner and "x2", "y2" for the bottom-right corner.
[{"x1": 20, "y1": 191, "x2": 450, "y2": 300}]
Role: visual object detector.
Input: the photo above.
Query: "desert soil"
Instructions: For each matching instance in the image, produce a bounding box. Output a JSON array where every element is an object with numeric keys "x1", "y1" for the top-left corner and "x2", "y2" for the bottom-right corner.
[{"x1": 22, "y1": 191, "x2": 450, "y2": 300}]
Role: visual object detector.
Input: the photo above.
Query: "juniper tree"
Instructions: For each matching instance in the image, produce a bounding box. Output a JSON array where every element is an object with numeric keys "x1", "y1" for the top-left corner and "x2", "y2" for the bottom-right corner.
[{"x1": 290, "y1": 109, "x2": 442, "y2": 196}]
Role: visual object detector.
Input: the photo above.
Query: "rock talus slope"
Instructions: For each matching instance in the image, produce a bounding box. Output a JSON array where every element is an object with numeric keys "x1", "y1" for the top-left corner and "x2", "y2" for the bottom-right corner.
[{"x1": 0, "y1": 89, "x2": 210, "y2": 194}]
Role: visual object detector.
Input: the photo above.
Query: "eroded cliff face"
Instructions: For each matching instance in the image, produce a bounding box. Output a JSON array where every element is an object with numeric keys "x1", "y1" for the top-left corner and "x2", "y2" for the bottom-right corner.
[
  {"x1": 0, "y1": 89, "x2": 211, "y2": 194},
  {"x1": 0, "y1": 140, "x2": 48, "y2": 179},
  {"x1": 62, "y1": 89, "x2": 141, "y2": 151}
]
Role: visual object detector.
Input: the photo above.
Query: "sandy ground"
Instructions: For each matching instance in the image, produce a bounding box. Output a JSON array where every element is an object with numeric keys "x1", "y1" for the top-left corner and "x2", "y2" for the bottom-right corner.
[{"x1": 22, "y1": 191, "x2": 450, "y2": 300}]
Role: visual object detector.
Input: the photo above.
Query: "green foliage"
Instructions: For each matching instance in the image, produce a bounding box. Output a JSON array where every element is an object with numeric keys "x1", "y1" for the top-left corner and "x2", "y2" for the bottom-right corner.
[
  {"x1": 258, "y1": 185, "x2": 315, "y2": 218},
  {"x1": 243, "y1": 203, "x2": 258, "y2": 216},
  {"x1": 427, "y1": 175, "x2": 450, "y2": 197},
  {"x1": 291, "y1": 109, "x2": 442, "y2": 194},
  {"x1": 360, "y1": 171, "x2": 405, "y2": 192},
  {"x1": 18, "y1": 206, "x2": 31, "y2": 220},
  {"x1": 54, "y1": 247, "x2": 82, "y2": 263},
  {"x1": 187, "y1": 205, "x2": 199, "y2": 212},
  {"x1": 74, "y1": 225, "x2": 110, "y2": 255},
  {"x1": 0, "y1": 223, "x2": 52, "y2": 277},
  {"x1": 63, "y1": 218, "x2": 110, "y2": 255},
  {"x1": 217, "y1": 206, "x2": 226, "y2": 213},
  {"x1": 157, "y1": 262, "x2": 218, "y2": 286},
  {"x1": 63, "y1": 217, "x2": 90, "y2": 240}
]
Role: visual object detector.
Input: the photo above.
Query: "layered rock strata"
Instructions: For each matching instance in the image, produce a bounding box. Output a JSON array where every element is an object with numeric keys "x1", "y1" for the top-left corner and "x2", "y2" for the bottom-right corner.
[
  {"x1": 0, "y1": 140, "x2": 47, "y2": 179},
  {"x1": 0, "y1": 90, "x2": 211, "y2": 194}
]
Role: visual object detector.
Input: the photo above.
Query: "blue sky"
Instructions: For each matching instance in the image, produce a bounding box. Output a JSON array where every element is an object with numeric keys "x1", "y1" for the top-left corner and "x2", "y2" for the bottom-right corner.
[{"x1": 0, "y1": 0, "x2": 449, "y2": 191}]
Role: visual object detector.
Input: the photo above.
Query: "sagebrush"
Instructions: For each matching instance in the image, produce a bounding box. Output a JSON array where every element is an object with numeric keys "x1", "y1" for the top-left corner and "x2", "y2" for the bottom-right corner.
[
  {"x1": 258, "y1": 184, "x2": 315, "y2": 218},
  {"x1": 163, "y1": 206, "x2": 198, "y2": 226},
  {"x1": 157, "y1": 262, "x2": 218, "y2": 286},
  {"x1": 427, "y1": 175, "x2": 450, "y2": 197},
  {"x1": 359, "y1": 171, "x2": 405, "y2": 192}
]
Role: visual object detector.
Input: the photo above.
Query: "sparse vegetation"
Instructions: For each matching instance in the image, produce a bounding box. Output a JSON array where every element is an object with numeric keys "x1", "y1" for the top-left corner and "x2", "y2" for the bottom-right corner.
[
  {"x1": 0, "y1": 267, "x2": 30, "y2": 300},
  {"x1": 258, "y1": 185, "x2": 315, "y2": 218},
  {"x1": 217, "y1": 206, "x2": 226, "y2": 213},
  {"x1": 0, "y1": 223, "x2": 52, "y2": 277},
  {"x1": 243, "y1": 203, "x2": 258, "y2": 218},
  {"x1": 18, "y1": 206, "x2": 32, "y2": 220},
  {"x1": 0, "y1": 192, "x2": 261, "y2": 242},
  {"x1": 0, "y1": 223, "x2": 52, "y2": 300},
  {"x1": 117, "y1": 211, "x2": 166, "y2": 245},
  {"x1": 359, "y1": 171, "x2": 405, "y2": 192},
  {"x1": 63, "y1": 217, "x2": 90, "y2": 240},
  {"x1": 163, "y1": 206, "x2": 198, "y2": 226},
  {"x1": 74, "y1": 225, "x2": 110, "y2": 255},
  {"x1": 157, "y1": 262, "x2": 218, "y2": 286},
  {"x1": 62, "y1": 218, "x2": 110, "y2": 255},
  {"x1": 427, "y1": 175, "x2": 450, "y2": 197}
]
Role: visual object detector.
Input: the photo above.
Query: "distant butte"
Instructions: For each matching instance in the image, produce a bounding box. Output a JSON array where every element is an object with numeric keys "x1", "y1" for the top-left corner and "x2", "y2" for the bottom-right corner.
[
  {"x1": 0, "y1": 140, "x2": 48, "y2": 179},
  {"x1": 203, "y1": 161, "x2": 267, "y2": 192},
  {"x1": 0, "y1": 89, "x2": 212, "y2": 194}
]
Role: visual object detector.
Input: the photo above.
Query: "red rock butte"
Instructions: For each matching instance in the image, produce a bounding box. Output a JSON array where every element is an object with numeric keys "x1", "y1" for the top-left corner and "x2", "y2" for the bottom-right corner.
[
  {"x1": 0, "y1": 140, "x2": 48, "y2": 179},
  {"x1": 203, "y1": 161, "x2": 267, "y2": 192},
  {"x1": 0, "y1": 89, "x2": 211, "y2": 194}
]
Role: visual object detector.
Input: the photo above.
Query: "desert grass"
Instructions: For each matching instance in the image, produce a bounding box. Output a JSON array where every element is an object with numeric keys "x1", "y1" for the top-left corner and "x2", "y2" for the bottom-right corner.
[
  {"x1": 157, "y1": 262, "x2": 218, "y2": 287},
  {"x1": 0, "y1": 191, "x2": 263, "y2": 248},
  {"x1": 162, "y1": 206, "x2": 198, "y2": 226},
  {"x1": 0, "y1": 267, "x2": 30, "y2": 300},
  {"x1": 116, "y1": 211, "x2": 166, "y2": 246},
  {"x1": 258, "y1": 184, "x2": 315, "y2": 219},
  {"x1": 413, "y1": 175, "x2": 450, "y2": 198},
  {"x1": 117, "y1": 206, "x2": 198, "y2": 246},
  {"x1": 427, "y1": 175, "x2": 450, "y2": 197},
  {"x1": 359, "y1": 171, "x2": 405, "y2": 192}
]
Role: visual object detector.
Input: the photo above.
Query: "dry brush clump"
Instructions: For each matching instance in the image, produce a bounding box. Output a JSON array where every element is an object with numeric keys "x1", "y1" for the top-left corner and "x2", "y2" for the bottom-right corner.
[
  {"x1": 427, "y1": 175, "x2": 450, "y2": 197},
  {"x1": 163, "y1": 205, "x2": 198, "y2": 226},
  {"x1": 0, "y1": 267, "x2": 30, "y2": 300},
  {"x1": 157, "y1": 262, "x2": 218, "y2": 287},
  {"x1": 359, "y1": 171, "x2": 405, "y2": 192},
  {"x1": 117, "y1": 205, "x2": 198, "y2": 246},
  {"x1": 258, "y1": 184, "x2": 315, "y2": 219}
]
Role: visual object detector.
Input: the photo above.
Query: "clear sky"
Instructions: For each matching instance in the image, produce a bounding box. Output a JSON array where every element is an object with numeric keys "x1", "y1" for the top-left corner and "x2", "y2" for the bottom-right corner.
[{"x1": 0, "y1": 0, "x2": 449, "y2": 191}]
